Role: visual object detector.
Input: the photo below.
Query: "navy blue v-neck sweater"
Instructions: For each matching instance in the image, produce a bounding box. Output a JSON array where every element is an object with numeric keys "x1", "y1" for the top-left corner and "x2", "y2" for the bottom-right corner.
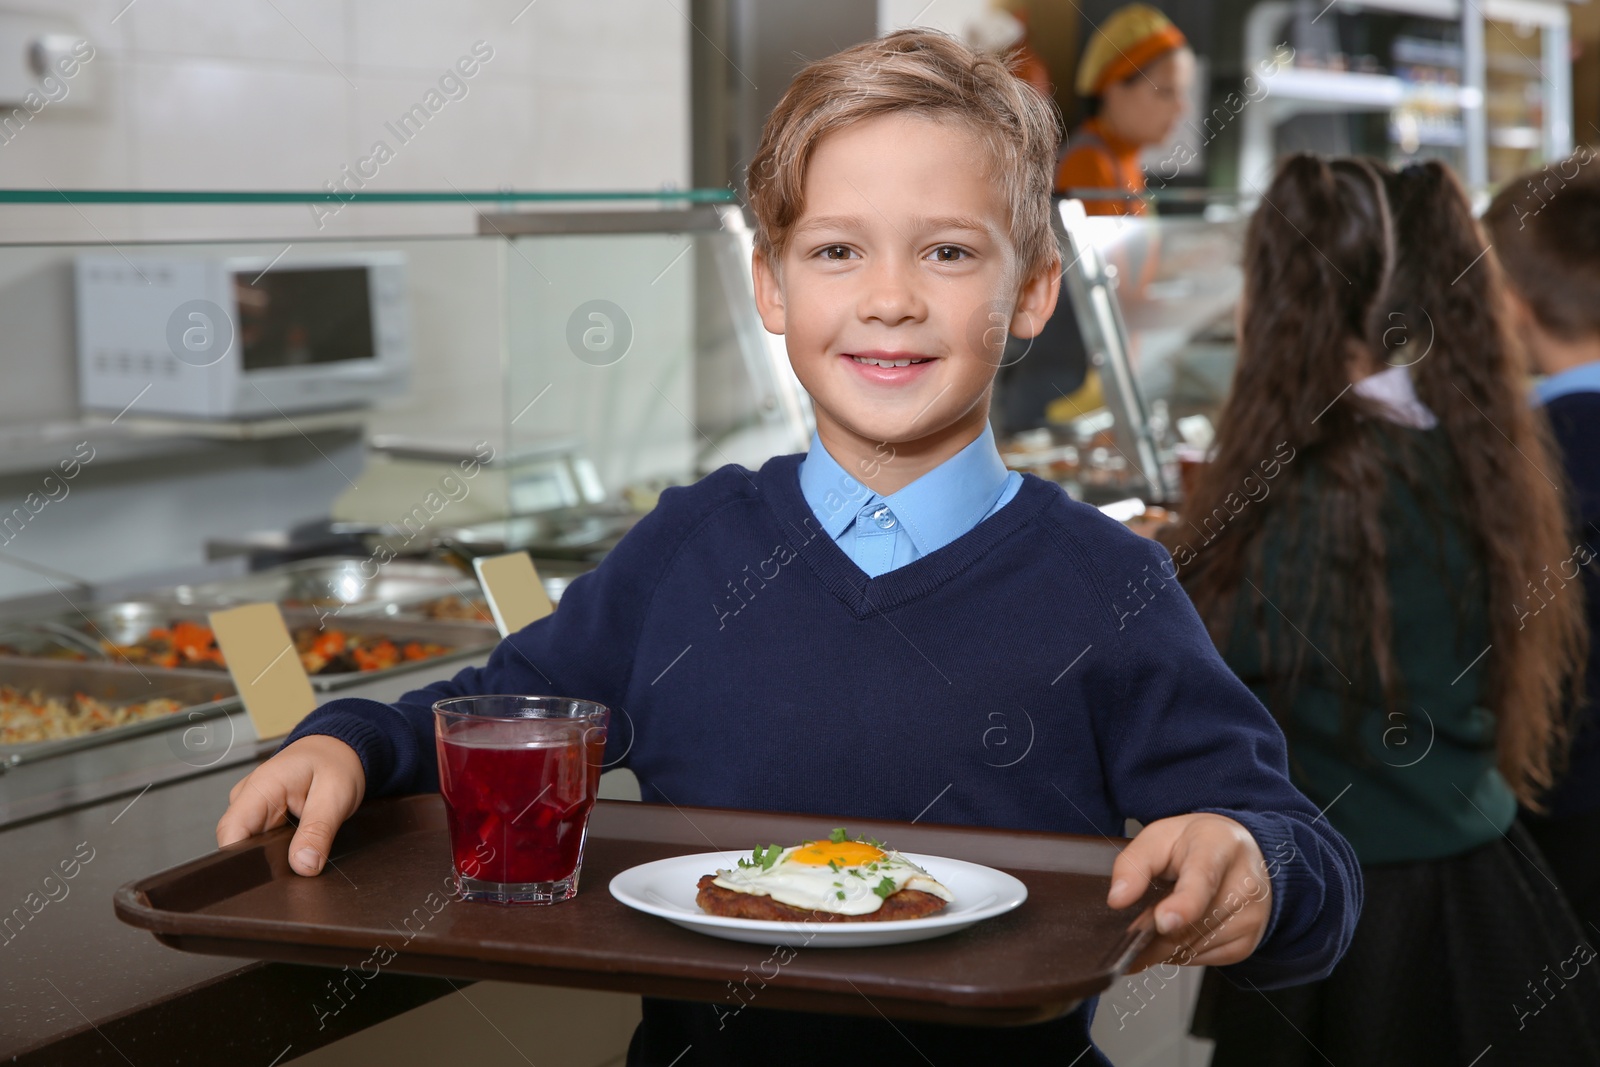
[
  {"x1": 283, "y1": 454, "x2": 1362, "y2": 1064},
  {"x1": 1542, "y1": 391, "x2": 1600, "y2": 817}
]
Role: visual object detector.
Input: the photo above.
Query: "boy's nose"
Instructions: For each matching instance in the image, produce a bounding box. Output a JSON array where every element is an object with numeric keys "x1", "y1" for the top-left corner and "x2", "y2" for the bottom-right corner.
[{"x1": 858, "y1": 259, "x2": 926, "y2": 325}]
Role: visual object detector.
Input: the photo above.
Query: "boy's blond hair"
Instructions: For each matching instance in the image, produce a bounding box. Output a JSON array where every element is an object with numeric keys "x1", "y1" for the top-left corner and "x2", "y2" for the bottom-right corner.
[{"x1": 746, "y1": 29, "x2": 1062, "y2": 283}]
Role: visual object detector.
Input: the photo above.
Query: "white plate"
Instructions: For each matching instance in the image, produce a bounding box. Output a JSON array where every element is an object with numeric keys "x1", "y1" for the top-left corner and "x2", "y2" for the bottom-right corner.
[{"x1": 608, "y1": 851, "x2": 1028, "y2": 947}]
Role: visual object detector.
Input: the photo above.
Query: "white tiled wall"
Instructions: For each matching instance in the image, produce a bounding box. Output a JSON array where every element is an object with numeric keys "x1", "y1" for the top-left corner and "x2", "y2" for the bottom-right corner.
[
  {"x1": 0, "y1": 0, "x2": 690, "y2": 240},
  {"x1": 0, "y1": 0, "x2": 691, "y2": 600},
  {"x1": 0, "y1": 0, "x2": 692, "y2": 423}
]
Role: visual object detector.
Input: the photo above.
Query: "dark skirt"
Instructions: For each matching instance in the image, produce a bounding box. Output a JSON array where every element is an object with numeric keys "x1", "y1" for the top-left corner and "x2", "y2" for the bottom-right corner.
[
  {"x1": 1192, "y1": 820, "x2": 1600, "y2": 1066},
  {"x1": 1522, "y1": 805, "x2": 1600, "y2": 936}
]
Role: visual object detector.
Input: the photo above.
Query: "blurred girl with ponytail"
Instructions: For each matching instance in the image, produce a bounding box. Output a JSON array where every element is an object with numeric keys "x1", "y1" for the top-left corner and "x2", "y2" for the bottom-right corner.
[{"x1": 1172, "y1": 155, "x2": 1599, "y2": 1063}]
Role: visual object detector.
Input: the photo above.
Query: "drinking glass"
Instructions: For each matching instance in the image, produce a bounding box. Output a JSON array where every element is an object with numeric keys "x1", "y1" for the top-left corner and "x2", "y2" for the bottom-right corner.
[{"x1": 433, "y1": 695, "x2": 609, "y2": 904}]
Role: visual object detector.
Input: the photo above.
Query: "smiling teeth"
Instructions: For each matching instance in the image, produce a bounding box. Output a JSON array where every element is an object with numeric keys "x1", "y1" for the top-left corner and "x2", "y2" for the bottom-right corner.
[{"x1": 852, "y1": 356, "x2": 928, "y2": 368}]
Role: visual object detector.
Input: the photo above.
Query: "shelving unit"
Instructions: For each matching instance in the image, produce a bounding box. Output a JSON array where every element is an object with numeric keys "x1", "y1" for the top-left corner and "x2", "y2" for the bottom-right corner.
[
  {"x1": 1238, "y1": 0, "x2": 1571, "y2": 192},
  {"x1": 1482, "y1": 0, "x2": 1572, "y2": 184},
  {"x1": 1261, "y1": 66, "x2": 1409, "y2": 114}
]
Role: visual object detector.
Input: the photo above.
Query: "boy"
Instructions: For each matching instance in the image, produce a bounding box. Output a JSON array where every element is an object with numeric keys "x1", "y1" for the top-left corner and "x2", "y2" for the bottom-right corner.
[
  {"x1": 217, "y1": 30, "x2": 1360, "y2": 1065},
  {"x1": 1485, "y1": 159, "x2": 1600, "y2": 934}
]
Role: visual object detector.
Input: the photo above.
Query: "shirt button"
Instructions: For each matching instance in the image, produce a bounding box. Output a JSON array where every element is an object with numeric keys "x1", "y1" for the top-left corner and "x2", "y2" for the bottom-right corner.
[{"x1": 871, "y1": 505, "x2": 896, "y2": 530}]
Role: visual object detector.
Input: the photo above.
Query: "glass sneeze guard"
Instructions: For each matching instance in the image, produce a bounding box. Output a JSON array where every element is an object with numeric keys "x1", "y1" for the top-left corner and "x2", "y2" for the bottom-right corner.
[
  {"x1": 996, "y1": 192, "x2": 1252, "y2": 509},
  {"x1": 0, "y1": 187, "x2": 813, "y2": 774}
]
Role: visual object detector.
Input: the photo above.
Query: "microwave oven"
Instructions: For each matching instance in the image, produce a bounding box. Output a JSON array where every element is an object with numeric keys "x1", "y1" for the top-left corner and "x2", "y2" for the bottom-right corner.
[{"x1": 75, "y1": 251, "x2": 412, "y2": 420}]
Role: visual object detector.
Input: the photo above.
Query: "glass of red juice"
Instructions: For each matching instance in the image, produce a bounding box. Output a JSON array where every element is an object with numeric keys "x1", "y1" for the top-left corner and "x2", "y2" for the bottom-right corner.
[{"x1": 433, "y1": 695, "x2": 609, "y2": 904}]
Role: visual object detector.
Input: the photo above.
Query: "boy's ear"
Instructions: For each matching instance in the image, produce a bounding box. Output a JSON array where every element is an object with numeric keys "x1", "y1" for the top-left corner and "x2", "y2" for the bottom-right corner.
[
  {"x1": 1007, "y1": 256, "x2": 1061, "y2": 340},
  {"x1": 1500, "y1": 284, "x2": 1532, "y2": 329},
  {"x1": 1499, "y1": 285, "x2": 1558, "y2": 376},
  {"x1": 751, "y1": 249, "x2": 786, "y2": 335}
]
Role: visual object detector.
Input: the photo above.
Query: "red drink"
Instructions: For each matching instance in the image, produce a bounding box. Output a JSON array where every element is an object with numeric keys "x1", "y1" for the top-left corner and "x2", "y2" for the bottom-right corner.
[
  {"x1": 438, "y1": 725, "x2": 603, "y2": 882},
  {"x1": 433, "y1": 696, "x2": 609, "y2": 904}
]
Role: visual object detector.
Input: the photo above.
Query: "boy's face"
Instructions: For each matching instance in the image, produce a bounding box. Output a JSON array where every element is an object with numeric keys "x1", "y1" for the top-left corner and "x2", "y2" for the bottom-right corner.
[{"x1": 752, "y1": 113, "x2": 1058, "y2": 454}]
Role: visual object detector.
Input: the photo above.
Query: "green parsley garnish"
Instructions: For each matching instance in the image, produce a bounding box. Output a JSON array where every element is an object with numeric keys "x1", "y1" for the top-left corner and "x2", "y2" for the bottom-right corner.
[
  {"x1": 829, "y1": 827, "x2": 849, "y2": 843},
  {"x1": 827, "y1": 859, "x2": 840, "y2": 872},
  {"x1": 849, "y1": 869, "x2": 865, "y2": 878},
  {"x1": 872, "y1": 876, "x2": 897, "y2": 899},
  {"x1": 836, "y1": 890, "x2": 846, "y2": 900},
  {"x1": 748, "y1": 843, "x2": 784, "y2": 870}
]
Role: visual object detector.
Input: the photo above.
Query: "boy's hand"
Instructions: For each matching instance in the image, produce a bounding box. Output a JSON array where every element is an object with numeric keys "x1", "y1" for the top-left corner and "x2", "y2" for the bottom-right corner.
[
  {"x1": 1109, "y1": 813, "x2": 1272, "y2": 972},
  {"x1": 215, "y1": 735, "x2": 366, "y2": 877}
]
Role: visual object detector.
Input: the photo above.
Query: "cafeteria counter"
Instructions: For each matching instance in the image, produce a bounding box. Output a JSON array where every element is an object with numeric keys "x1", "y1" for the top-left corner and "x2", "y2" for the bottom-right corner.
[{"x1": 0, "y1": 661, "x2": 645, "y2": 1066}]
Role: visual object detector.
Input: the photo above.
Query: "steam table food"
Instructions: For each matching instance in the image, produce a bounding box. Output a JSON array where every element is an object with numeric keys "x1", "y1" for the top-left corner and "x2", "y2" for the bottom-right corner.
[
  {"x1": 0, "y1": 598, "x2": 496, "y2": 757},
  {"x1": 0, "y1": 616, "x2": 455, "y2": 674},
  {"x1": 0, "y1": 600, "x2": 496, "y2": 683},
  {"x1": 0, "y1": 687, "x2": 185, "y2": 744},
  {"x1": 0, "y1": 660, "x2": 236, "y2": 761}
]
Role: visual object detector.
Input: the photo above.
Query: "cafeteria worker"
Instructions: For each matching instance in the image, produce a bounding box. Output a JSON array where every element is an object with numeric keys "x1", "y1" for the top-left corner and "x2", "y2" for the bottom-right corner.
[
  {"x1": 1055, "y1": 4, "x2": 1192, "y2": 215},
  {"x1": 1036, "y1": 3, "x2": 1192, "y2": 424}
]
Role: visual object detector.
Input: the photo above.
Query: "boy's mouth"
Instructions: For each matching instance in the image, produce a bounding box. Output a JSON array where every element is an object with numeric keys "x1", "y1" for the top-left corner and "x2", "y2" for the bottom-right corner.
[
  {"x1": 848, "y1": 353, "x2": 933, "y2": 368},
  {"x1": 841, "y1": 351, "x2": 937, "y2": 384},
  {"x1": 838, "y1": 351, "x2": 934, "y2": 385}
]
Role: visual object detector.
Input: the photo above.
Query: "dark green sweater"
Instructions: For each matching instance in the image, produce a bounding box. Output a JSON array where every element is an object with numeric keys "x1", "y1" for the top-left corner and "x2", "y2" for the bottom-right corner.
[{"x1": 1218, "y1": 426, "x2": 1513, "y2": 865}]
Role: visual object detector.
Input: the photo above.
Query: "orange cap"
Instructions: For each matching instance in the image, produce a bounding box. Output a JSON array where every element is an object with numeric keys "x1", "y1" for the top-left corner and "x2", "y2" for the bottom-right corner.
[{"x1": 1075, "y1": 5, "x2": 1188, "y2": 96}]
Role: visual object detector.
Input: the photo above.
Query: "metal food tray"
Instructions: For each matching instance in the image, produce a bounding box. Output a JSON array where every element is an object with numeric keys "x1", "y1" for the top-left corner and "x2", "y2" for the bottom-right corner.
[
  {"x1": 156, "y1": 555, "x2": 579, "y2": 616},
  {"x1": 116, "y1": 796, "x2": 1165, "y2": 1027},
  {"x1": 0, "y1": 658, "x2": 238, "y2": 767},
  {"x1": 430, "y1": 555, "x2": 591, "y2": 608},
  {"x1": 0, "y1": 601, "x2": 201, "y2": 659},
  {"x1": 157, "y1": 558, "x2": 477, "y2": 616},
  {"x1": 0, "y1": 602, "x2": 499, "y2": 693},
  {"x1": 373, "y1": 558, "x2": 586, "y2": 614},
  {"x1": 280, "y1": 612, "x2": 500, "y2": 692},
  {"x1": 429, "y1": 507, "x2": 639, "y2": 563}
]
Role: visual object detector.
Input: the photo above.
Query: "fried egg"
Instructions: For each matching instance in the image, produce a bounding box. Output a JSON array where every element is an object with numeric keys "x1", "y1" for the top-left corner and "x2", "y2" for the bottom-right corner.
[{"x1": 711, "y1": 832, "x2": 954, "y2": 916}]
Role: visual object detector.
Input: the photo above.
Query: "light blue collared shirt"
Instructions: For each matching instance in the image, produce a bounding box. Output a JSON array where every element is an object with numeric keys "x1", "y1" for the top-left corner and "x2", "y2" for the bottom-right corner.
[
  {"x1": 797, "y1": 424, "x2": 1023, "y2": 578},
  {"x1": 1534, "y1": 362, "x2": 1600, "y2": 406}
]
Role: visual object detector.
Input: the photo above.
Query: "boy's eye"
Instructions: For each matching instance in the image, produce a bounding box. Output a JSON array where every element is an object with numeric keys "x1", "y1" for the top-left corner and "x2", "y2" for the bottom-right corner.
[
  {"x1": 818, "y1": 245, "x2": 855, "y2": 260},
  {"x1": 928, "y1": 245, "x2": 969, "y2": 263}
]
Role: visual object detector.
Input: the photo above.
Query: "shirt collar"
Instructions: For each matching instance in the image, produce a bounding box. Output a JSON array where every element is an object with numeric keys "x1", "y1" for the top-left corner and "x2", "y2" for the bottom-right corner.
[
  {"x1": 1533, "y1": 361, "x2": 1600, "y2": 406},
  {"x1": 797, "y1": 433, "x2": 874, "y2": 540},
  {"x1": 798, "y1": 424, "x2": 1014, "y2": 555},
  {"x1": 1352, "y1": 364, "x2": 1438, "y2": 429}
]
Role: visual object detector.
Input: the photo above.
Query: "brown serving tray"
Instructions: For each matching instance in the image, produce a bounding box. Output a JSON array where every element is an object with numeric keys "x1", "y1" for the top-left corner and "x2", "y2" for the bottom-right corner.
[{"x1": 114, "y1": 796, "x2": 1165, "y2": 1026}]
